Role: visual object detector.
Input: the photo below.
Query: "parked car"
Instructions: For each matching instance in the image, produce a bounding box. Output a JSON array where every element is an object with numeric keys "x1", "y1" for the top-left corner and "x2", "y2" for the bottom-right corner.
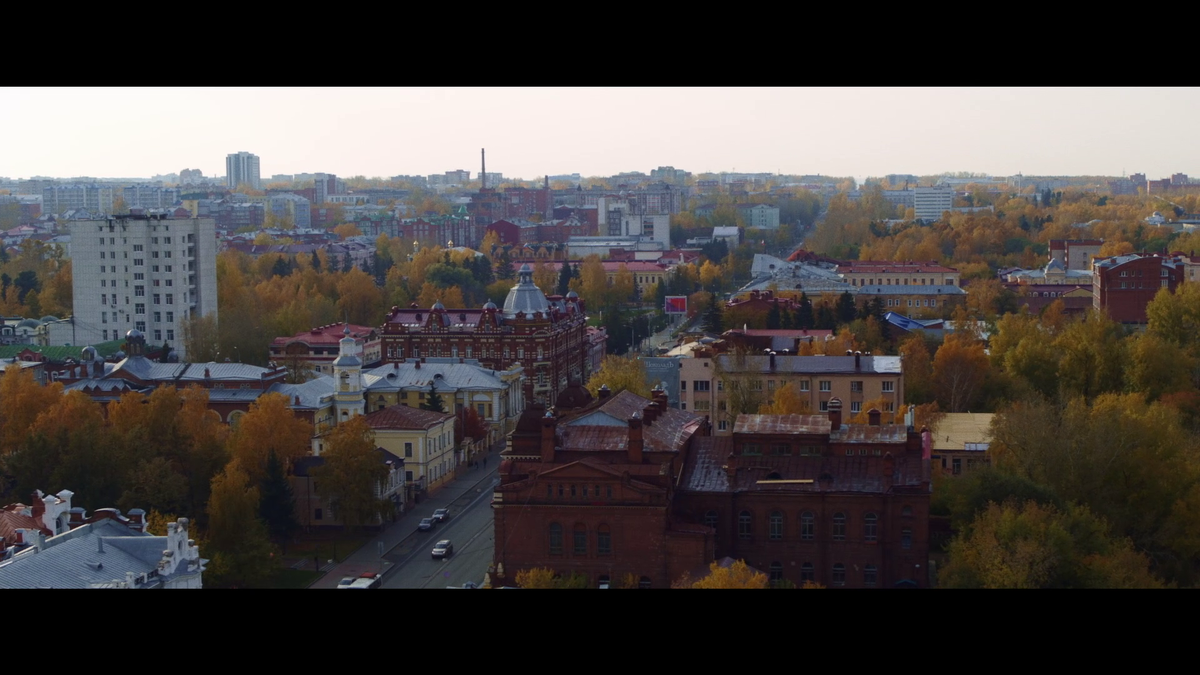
[
  {"x1": 338, "y1": 572, "x2": 382, "y2": 589},
  {"x1": 431, "y1": 539, "x2": 454, "y2": 559},
  {"x1": 431, "y1": 508, "x2": 450, "y2": 523},
  {"x1": 418, "y1": 518, "x2": 434, "y2": 532}
]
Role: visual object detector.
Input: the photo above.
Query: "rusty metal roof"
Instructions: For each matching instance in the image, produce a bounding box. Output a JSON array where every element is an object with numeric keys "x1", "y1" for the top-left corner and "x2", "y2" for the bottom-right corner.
[{"x1": 734, "y1": 414, "x2": 831, "y2": 435}]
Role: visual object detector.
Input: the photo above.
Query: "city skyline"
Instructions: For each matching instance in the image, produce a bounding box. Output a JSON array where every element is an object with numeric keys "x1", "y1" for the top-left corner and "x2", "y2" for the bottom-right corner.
[{"x1": 2, "y1": 87, "x2": 1197, "y2": 182}]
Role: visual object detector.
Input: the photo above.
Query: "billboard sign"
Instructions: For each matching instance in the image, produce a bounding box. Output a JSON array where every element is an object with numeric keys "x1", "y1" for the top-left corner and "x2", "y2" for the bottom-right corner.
[{"x1": 664, "y1": 296, "x2": 688, "y2": 315}]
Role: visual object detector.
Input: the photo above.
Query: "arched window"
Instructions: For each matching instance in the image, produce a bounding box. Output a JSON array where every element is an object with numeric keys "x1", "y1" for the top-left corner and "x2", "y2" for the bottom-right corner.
[
  {"x1": 864, "y1": 565, "x2": 878, "y2": 587},
  {"x1": 864, "y1": 513, "x2": 878, "y2": 542},
  {"x1": 800, "y1": 511, "x2": 815, "y2": 540},
  {"x1": 597, "y1": 524, "x2": 612, "y2": 555},
  {"x1": 704, "y1": 510, "x2": 718, "y2": 535},
  {"x1": 769, "y1": 562, "x2": 784, "y2": 583},
  {"x1": 769, "y1": 511, "x2": 784, "y2": 541},
  {"x1": 228, "y1": 410, "x2": 245, "y2": 428},
  {"x1": 832, "y1": 563, "x2": 846, "y2": 586},
  {"x1": 548, "y1": 523, "x2": 563, "y2": 555},
  {"x1": 738, "y1": 511, "x2": 752, "y2": 540},
  {"x1": 902, "y1": 528, "x2": 912, "y2": 550},
  {"x1": 573, "y1": 523, "x2": 587, "y2": 555},
  {"x1": 800, "y1": 562, "x2": 814, "y2": 582},
  {"x1": 832, "y1": 513, "x2": 846, "y2": 541}
]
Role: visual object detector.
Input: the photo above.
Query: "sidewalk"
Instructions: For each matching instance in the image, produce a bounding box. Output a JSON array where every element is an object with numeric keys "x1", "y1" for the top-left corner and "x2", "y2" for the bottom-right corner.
[{"x1": 307, "y1": 440, "x2": 502, "y2": 588}]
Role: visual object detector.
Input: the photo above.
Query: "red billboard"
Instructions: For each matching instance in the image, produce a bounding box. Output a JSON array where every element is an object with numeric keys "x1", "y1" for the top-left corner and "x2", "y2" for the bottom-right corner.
[{"x1": 664, "y1": 296, "x2": 687, "y2": 315}]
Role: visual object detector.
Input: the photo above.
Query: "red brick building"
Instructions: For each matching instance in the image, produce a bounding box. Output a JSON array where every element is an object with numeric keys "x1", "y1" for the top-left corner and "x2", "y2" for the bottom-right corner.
[
  {"x1": 269, "y1": 322, "x2": 382, "y2": 376},
  {"x1": 673, "y1": 400, "x2": 931, "y2": 588},
  {"x1": 1092, "y1": 253, "x2": 1185, "y2": 323},
  {"x1": 491, "y1": 386, "x2": 711, "y2": 588},
  {"x1": 380, "y1": 265, "x2": 588, "y2": 406}
]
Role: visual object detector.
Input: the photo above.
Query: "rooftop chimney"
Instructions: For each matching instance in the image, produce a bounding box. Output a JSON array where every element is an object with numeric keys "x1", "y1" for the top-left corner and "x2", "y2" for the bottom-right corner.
[
  {"x1": 627, "y1": 413, "x2": 644, "y2": 464},
  {"x1": 598, "y1": 384, "x2": 611, "y2": 399},
  {"x1": 769, "y1": 351, "x2": 776, "y2": 371},
  {"x1": 540, "y1": 410, "x2": 556, "y2": 463},
  {"x1": 855, "y1": 350, "x2": 862, "y2": 370},
  {"x1": 828, "y1": 397, "x2": 843, "y2": 431}
]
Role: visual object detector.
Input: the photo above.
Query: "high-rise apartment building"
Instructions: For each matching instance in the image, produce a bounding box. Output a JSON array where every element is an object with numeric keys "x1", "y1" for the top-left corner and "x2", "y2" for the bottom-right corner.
[
  {"x1": 68, "y1": 215, "x2": 218, "y2": 359},
  {"x1": 913, "y1": 186, "x2": 953, "y2": 222},
  {"x1": 226, "y1": 151, "x2": 261, "y2": 191}
]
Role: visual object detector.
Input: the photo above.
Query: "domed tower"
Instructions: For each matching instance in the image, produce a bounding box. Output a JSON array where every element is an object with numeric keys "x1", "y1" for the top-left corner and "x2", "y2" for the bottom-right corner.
[
  {"x1": 503, "y1": 264, "x2": 550, "y2": 319},
  {"x1": 125, "y1": 329, "x2": 146, "y2": 358},
  {"x1": 332, "y1": 325, "x2": 364, "y2": 422}
]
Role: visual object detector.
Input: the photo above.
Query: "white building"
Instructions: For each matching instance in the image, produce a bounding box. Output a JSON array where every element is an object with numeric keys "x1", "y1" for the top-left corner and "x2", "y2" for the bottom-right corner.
[
  {"x1": 913, "y1": 186, "x2": 954, "y2": 222},
  {"x1": 226, "y1": 151, "x2": 261, "y2": 191},
  {"x1": 42, "y1": 184, "x2": 114, "y2": 216},
  {"x1": 68, "y1": 215, "x2": 218, "y2": 358}
]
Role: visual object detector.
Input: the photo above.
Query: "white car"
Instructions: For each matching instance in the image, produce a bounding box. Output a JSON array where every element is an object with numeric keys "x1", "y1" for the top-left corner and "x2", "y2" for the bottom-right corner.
[
  {"x1": 337, "y1": 572, "x2": 382, "y2": 589},
  {"x1": 431, "y1": 540, "x2": 454, "y2": 559}
]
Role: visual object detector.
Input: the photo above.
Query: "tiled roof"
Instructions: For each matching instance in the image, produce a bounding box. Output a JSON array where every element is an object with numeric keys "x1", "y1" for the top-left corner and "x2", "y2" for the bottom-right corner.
[
  {"x1": 0, "y1": 504, "x2": 47, "y2": 543},
  {"x1": 680, "y1": 436, "x2": 732, "y2": 493},
  {"x1": 363, "y1": 361, "x2": 506, "y2": 393},
  {"x1": 363, "y1": 404, "x2": 452, "y2": 431},
  {"x1": 559, "y1": 390, "x2": 706, "y2": 454},
  {"x1": 271, "y1": 323, "x2": 377, "y2": 347}
]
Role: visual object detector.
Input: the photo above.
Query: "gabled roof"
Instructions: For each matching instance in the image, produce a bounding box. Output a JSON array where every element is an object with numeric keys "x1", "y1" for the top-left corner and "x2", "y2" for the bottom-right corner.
[{"x1": 363, "y1": 404, "x2": 452, "y2": 431}]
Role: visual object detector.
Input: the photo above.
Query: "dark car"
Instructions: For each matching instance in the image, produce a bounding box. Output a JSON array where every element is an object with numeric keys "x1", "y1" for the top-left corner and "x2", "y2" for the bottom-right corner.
[
  {"x1": 418, "y1": 518, "x2": 434, "y2": 532},
  {"x1": 432, "y1": 539, "x2": 453, "y2": 559},
  {"x1": 432, "y1": 508, "x2": 450, "y2": 523}
]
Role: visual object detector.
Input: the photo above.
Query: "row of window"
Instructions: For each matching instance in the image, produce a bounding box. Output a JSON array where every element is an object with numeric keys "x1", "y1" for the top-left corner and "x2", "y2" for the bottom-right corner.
[
  {"x1": 771, "y1": 561, "x2": 875, "y2": 587},
  {"x1": 546, "y1": 484, "x2": 615, "y2": 499},
  {"x1": 708, "y1": 509, "x2": 913, "y2": 547},
  {"x1": 548, "y1": 523, "x2": 613, "y2": 556},
  {"x1": 101, "y1": 328, "x2": 174, "y2": 342}
]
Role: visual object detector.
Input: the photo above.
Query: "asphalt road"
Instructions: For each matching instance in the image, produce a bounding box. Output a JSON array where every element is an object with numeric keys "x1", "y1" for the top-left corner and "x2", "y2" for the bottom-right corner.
[{"x1": 381, "y1": 468, "x2": 498, "y2": 589}]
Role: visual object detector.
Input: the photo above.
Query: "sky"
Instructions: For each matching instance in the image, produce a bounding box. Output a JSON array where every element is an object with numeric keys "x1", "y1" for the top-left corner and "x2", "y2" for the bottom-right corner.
[{"x1": 2, "y1": 87, "x2": 1197, "y2": 182}]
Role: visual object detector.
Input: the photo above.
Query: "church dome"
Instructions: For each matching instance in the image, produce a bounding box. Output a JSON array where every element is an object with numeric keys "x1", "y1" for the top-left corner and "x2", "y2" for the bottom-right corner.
[{"x1": 503, "y1": 263, "x2": 550, "y2": 318}]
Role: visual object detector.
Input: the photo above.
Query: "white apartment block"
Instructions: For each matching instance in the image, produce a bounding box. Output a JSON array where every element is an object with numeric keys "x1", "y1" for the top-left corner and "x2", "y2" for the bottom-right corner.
[
  {"x1": 68, "y1": 216, "x2": 218, "y2": 359},
  {"x1": 913, "y1": 187, "x2": 953, "y2": 222},
  {"x1": 226, "y1": 151, "x2": 261, "y2": 190},
  {"x1": 42, "y1": 184, "x2": 114, "y2": 216}
]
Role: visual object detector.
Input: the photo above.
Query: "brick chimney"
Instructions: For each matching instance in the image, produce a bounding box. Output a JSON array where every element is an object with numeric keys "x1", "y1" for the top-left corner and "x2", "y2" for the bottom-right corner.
[
  {"x1": 598, "y1": 384, "x2": 611, "y2": 399},
  {"x1": 643, "y1": 399, "x2": 661, "y2": 425},
  {"x1": 30, "y1": 491, "x2": 45, "y2": 521},
  {"x1": 828, "y1": 397, "x2": 843, "y2": 430},
  {"x1": 867, "y1": 408, "x2": 881, "y2": 426},
  {"x1": 854, "y1": 350, "x2": 862, "y2": 370},
  {"x1": 627, "y1": 412, "x2": 644, "y2": 464},
  {"x1": 540, "y1": 410, "x2": 556, "y2": 463}
]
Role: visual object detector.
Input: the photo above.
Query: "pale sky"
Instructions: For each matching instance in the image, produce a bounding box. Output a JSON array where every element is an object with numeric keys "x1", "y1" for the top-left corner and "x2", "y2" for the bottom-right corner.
[{"x1": 2, "y1": 87, "x2": 1196, "y2": 182}]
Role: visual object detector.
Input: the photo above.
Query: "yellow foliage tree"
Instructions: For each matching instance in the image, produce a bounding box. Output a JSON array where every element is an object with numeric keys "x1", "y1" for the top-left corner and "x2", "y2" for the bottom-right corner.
[
  {"x1": 333, "y1": 223, "x2": 363, "y2": 239},
  {"x1": 0, "y1": 366, "x2": 64, "y2": 455},
  {"x1": 689, "y1": 559, "x2": 769, "y2": 589},
  {"x1": 758, "y1": 382, "x2": 811, "y2": 414},
  {"x1": 227, "y1": 392, "x2": 313, "y2": 484},
  {"x1": 586, "y1": 355, "x2": 651, "y2": 398},
  {"x1": 515, "y1": 567, "x2": 557, "y2": 589}
]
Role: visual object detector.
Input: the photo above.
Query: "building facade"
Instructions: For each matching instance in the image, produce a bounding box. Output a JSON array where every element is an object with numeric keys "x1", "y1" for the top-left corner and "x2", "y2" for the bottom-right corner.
[
  {"x1": 913, "y1": 186, "x2": 953, "y2": 222},
  {"x1": 68, "y1": 215, "x2": 218, "y2": 358},
  {"x1": 380, "y1": 265, "x2": 588, "y2": 406},
  {"x1": 1093, "y1": 253, "x2": 1185, "y2": 323},
  {"x1": 226, "y1": 151, "x2": 261, "y2": 190},
  {"x1": 270, "y1": 322, "x2": 382, "y2": 377}
]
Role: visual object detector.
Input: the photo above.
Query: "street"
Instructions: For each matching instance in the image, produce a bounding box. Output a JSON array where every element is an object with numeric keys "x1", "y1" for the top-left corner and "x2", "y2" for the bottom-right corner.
[{"x1": 381, "y1": 468, "x2": 497, "y2": 589}]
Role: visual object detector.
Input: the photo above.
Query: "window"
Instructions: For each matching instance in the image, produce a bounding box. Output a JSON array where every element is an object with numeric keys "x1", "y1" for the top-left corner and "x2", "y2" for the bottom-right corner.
[
  {"x1": 134, "y1": 285, "x2": 144, "y2": 297},
  {"x1": 704, "y1": 511, "x2": 718, "y2": 534},
  {"x1": 952, "y1": 458, "x2": 962, "y2": 475},
  {"x1": 850, "y1": 381, "x2": 863, "y2": 393},
  {"x1": 800, "y1": 563, "x2": 814, "y2": 582},
  {"x1": 314, "y1": 508, "x2": 323, "y2": 521},
  {"x1": 833, "y1": 513, "x2": 846, "y2": 541},
  {"x1": 694, "y1": 380, "x2": 710, "y2": 392},
  {"x1": 717, "y1": 380, "x2": 724, "y2": 392},
  {"x1": 771, "y1": 443, "x2": 790, "y2": 456},
  {"x1": 769, "y1": 562, "x2": 784, "y2": 584},
  {"x1": 573, "y1": 524, "x2": 587, "y2": 555},
  {"x1": 134, "y1": 259, "x2": 143, "y2": 266},
  {"x1": 882, "y1": 381, "x2": 895, "y2": 393},
  {"x1": 558, "y1": 484, "x2": 564, "y2": 497},
  {"x1": 135, "y1": 303, "x2": 145, "y2": 315},
  {"x1": 902, "y1": 505, "x2": 913, "y2": 517},
  {"x1": 153, "y1": 311, "x2": 161, "y2": 322},
  {"x1": 606, "y1": 485, "x2": 613, "y2": 498},
  {"x1": 549, "y1": 523, "x2": 563, "y2": 554},
  {"x1": 832, "y1": 563, "x2": 845, "y2": 586},
  {"x1": 718, "y1": 420, "x2": 728, "y2": 431},
  {"x1": 902, "y1": 528, "x2": 912, "y2": 550},
  {"x1": 404, "y1": 442, "x2": 413, "y2": 458},
  {"x1": 742, "y1": 443, "x2": 761, "y2": 456},
  {"x1": 799, "y1": 380, "x2": 810, "y2": 392},
  {"x1": 570, "y1": 484, "x2": 577, "y2": 498},
  {"x1": 801, "y1": 511, "x2": 815, "y2": 540},
  {"x1": 864, "y1": 513, "x2": 878, "y2": 542},
  {"x1": 134, "y1": 272, "x2": 144, "y2": 280},
  {"x1": 135, "y1": 321, "x2": 145, "y2": 332},
  {"x1": 864, "y1": 565, "x2": 877, "y2": 587},
  {"x1": 154, "y1": 330, "x2": 162, "y2": 341},
  {"x1": 133, "y1": 244, "x2": 143, "y2": 252},
  {"x1": 152, "y1": 251, "x2": 159, "y2": 259},
  {"x1": 819, "y1": 400, "x2": 829, "y2": 412},
  {"x1": 166, "y1": 294, "x2": 173, "y2": 304},
  {"x1": 546, "y1": 484, "x2": 553, "y2": 498},
  {"x1": 738, "y1": 511, "x2": 752, "y2": 540},
  {"x1": 850, "y1": 401, "x2": 862, "y2": 413},
  {"x1": 166, "y1": 330, "x2": 174, "y2": 341},
  {"x1": 597, "y1": 525, "x2": 612, "y2": 555},
  {"x1": 769, "y1": 511, "x2": 784, "y2": 541},
  {"x1": 819, "y1": 380, "x2": 831, "y2": 392}
]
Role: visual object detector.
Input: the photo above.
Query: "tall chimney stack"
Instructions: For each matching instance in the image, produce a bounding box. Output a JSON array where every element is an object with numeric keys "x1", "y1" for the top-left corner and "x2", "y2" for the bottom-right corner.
[
  {"x1": 481, "y1": 148, "x2": 487, "y2": 190},
  {"x1": 540, "y1": 409, "x2": 556, "y2": 463},
  {"x1": 627, "y1": 413, "x2": 644, "y2": 464}
]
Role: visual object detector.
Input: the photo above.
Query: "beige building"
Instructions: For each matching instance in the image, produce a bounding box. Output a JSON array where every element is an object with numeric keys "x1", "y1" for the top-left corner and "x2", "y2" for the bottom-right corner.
[
  {"x1": 360, "y1": 404, "x2": 458, "y2": 498},
  {"x1": 836, "y1": 261, "x2": 961, "y2": 288},
  {"x1": 678, "y1": 352, "x2": 904, "y2": 436},
  {"x1": 930, "y1": 412, "x2": 993, "y2": 477}
]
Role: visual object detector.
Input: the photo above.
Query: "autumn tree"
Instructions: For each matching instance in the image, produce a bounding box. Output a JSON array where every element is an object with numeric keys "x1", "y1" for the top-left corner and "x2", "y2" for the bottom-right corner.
[
  {"x1": 898, "y1": 334, "x2": 935, "y2": 404},
  {"x1": 0, "y1": 365, "x2": 64, "y2": 456},
  {"x1": 1053, "y1": 310, "x2": 1126, "y2": 400},
  {"x1": 933, "y1": 333, "x2": 990, "y2": 412},
  {"x1": 758, "y1": 382, "x2": 810, "y2": 415},
  {"x1": 688, "y1": 559, "x2": 769, "y2": 589},
  {"x1": 205, "y1": 460, "x2": 278, "y2": 588},
  {"x1": 939, "y1": 500, "x2": 1164, "y2": 589},
  {"x1": 227, "y1": 392, "x2": 314, "y2": 484},
  {"x1": 312, "y1": 416, "x2": 388, "y2": 531},
  {"x1": 586, "y1": 355, "x2": 650, "y2": 398}
]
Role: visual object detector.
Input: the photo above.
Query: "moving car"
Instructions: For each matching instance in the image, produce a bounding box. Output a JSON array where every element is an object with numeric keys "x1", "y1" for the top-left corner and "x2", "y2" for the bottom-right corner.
[
  {"x1": 431, "y1": 539, "x2": 454, "y2": 559},
  {"x1": 418, "y1": 518, "x2": 434, "y2": 532},
  {"x1": 431, "y1": 508, "x2": 450, "y2": 523}
]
